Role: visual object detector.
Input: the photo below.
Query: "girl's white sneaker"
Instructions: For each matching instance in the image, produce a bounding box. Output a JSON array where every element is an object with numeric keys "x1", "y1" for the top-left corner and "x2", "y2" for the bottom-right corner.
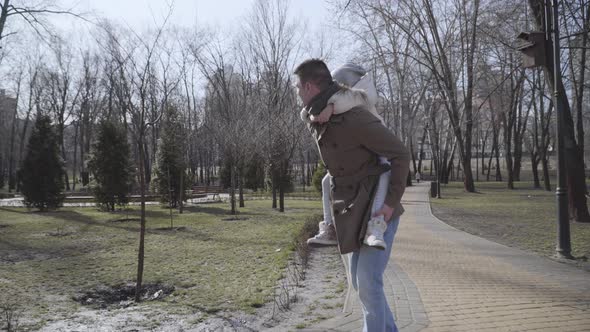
[{"x1": 364, "y1": 215, "x2": 387, "y2": 250}]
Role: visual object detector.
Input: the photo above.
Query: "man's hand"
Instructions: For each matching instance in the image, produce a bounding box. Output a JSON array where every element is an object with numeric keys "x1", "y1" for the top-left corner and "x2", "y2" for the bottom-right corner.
[
  {"x1": 310, "y1": 104, "x2": 334, "y2": 124},
  {"x1": 373, "y1": 203, "x2": 394, "y2": 222}
]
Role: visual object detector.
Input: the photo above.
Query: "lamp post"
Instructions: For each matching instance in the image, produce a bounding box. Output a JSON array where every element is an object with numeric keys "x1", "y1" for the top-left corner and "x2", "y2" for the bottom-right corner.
[
  {"x1": 548, "y1": 0, "x2": 572, "y2": 259},
  {"x1": 518, "y1": 0, "x2": 572, "y2": 259}
]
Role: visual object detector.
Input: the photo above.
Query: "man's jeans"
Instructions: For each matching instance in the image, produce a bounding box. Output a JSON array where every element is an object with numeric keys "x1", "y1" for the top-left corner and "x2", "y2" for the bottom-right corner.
[{"x1": 348, "y1": 216, "x2": 400, "y2": 332}]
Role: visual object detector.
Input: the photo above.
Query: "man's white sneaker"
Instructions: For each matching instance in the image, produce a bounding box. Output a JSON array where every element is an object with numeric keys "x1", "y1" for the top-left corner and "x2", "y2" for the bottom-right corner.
[
  {"x1": 307, "y1": 221, "x2": 338, "y2": 247},
  {"x1": 364, "y1": 215, "x2": 387, "y2": 250}
]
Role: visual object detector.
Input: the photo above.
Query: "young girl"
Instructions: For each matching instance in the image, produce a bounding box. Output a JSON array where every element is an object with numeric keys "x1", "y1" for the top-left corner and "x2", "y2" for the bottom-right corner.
[{"x1": 302, "y1": 63, "x2": 392, "y2": 250}]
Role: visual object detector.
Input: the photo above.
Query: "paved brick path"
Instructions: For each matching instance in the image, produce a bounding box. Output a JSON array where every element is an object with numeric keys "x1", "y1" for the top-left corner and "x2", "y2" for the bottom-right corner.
[{"x1": 305, "y1": 182, "x2": 590, "y2": 332}]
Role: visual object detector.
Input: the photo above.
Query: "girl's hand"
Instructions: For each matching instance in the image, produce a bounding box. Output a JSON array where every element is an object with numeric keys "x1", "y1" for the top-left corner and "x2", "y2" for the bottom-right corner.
[
  {"x1": 373, "y1": 204, "x2": 394, "y2": 223},
  {"x1": 310, "y1": 104, "x2": 334, "y2": 124}
]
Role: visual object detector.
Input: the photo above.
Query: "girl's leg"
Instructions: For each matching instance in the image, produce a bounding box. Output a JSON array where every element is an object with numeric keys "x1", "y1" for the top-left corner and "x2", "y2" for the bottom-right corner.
[
  {"x1": 364, "y1": 170, "x2": 392, "y2": 248},
  {"x1": 371, "y1": 170, "x2": 391, "y2": 215},
  {"x1": 307, "y1": 173, "x2": 338, "y2": 246},
  {"x1": 321, "y1": 173, "x2": 333, "y2": 225}
]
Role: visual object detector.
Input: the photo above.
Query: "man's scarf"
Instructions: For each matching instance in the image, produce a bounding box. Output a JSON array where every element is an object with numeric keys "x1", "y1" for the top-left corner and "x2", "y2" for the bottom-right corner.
[{"x1": 305, "y1": 81, "x2": 341, "y2": 116}]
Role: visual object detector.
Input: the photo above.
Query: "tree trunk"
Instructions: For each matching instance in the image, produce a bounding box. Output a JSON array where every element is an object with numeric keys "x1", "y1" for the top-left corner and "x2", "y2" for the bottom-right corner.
[
  {"x1": 529, "y1": 0, "x2": 590, "y2": 222},
  {"x1": 417, "y1": 126, "x2": 427, "y2": 173},
  {"x1": 410, "y1": 137, "x2": 417, "y2": 174},
  {"x1": 541, "y1": 153, "x2": 551, "y2": 191},
  {"x1": 475, "y1": 125, "x2": 479, "y2": 182},
  {"x1": 565, "y1": 149, "x2": 588, "y2": 221},
  {"x1": 531, "y1": 154, "x2": 541, "y2": 189},
  {"x1": 17, "y1": 102, "x2": 32, "y2": 192},
  {"x1": 179, "y1": 167, "x2": 184, "y2": 214},
  {"x1": 238, "y1": 167, "x2": 244, "y2": 208},
  {"x1": 271, "y1": 172, "x2": 277, "y2": 209},
  {"x1": 407, "y1": 137, "x2": 414, "y2": 187},
  {"x1": 505, "y1": 145, "x2": 514, "y2": 189},
  {"x1": 486, "y1": 141, "x2": 495, "y2": 181},
  {"x1": 494, "y1": 140, "x2": 502, "y2": 182},
  {"x1": 279, "y1": 172, "x2": 285, "y2": 213},
  {"x1": 571, "y1": 2, "x2": 589, "y2": 180},
  {"x1": 279, "y1": 185, "x2": 285, "y2": 212},
  {"x1": 462, "y1": 157, "x2": 474, "y2": 188},
  {"x1": 306, "y1": 150, "x2": 312, "y2": 186},
  {"x1": 531, "y1": 77, "x2": 541, "y2": 189},
  {"x1": 445, "y1": 146, "x2": 455, "y2": 184},
  {"x1": 535, "y1": 70, "x2": 553, "y2": 191},
  {"x1": 79, "y1": 118, "x2": 86, "y2": 188},
  {"x1": 441, "y1": 139, "x2": 454, "y2": 184},
  {"x1": 481, "y1": 133, "x2": 487, "y2": 176},
  {"x1": 513, "y1": 98, "x2": 531, "y2": 183},
  {"x1": 0, "y1": 0, "x2": 10, "y2": 48},
  {"x1": 451, "y1": 162, "x2": 456, "y2": 182},
  {"x1": 230, "y1": 162, "x2": 236, "y2": 215},
  {"x1": 143, "y1": 143, "x2": 151, "y2": 185},
  {"x1": 7, "y1": 89, "x2": 18, "y2": 192},
  {"x1": 460, "y1": 0, "x2": 479, "y2": 193},
  {"x1": 513, "y1": 146, "x2": 522, "y2": 182},
  {"x1": 61, "y1": 141, "x2": 71, "y2": 191},
  {"x1": 205, "y1": 151, "x2": 209, "y2": 185},
  {"x1": 513, "y1": 102, "x2": 522, "y2": 183},
  {"x1": 199, "y1": 150, "x2": 204, "y2": 184},
  {"x1": 72, "y1": 122, "x2": 78, "y2": 191},
  {"x1": 135, "y1": 138, "x2": 147, "y2": 302}
]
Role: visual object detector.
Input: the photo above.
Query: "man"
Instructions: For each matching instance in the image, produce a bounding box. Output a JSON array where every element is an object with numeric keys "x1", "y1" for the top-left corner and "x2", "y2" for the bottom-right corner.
[
  {"x1": 305, "y1": 62, "x2": 392, "y2": 250},
  {"x1": 295, "y1": 59, "x2": 410, "y2": 332}
]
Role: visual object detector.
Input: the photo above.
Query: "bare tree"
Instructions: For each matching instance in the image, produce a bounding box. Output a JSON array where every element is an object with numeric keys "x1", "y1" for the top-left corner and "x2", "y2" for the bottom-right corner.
[
  {"x1": 243, "y1": 0, "x2": 304, "y2": 211},
  {"x1": 190, "y1": 32, "x2": 258, "y2": 214},
  {"x1": 365, "y1": 0, "x2": 481, "y2": 192},
  {"x1": 38, "y1": 38, "x2": 80, "y2": 191},
  {"x1": 0, "y1": 0, "x2": 86, "y2": 65},
  {"x1": 527, "y1": 69, "x2": 553, "y2": 190},
  {"x1": 99, "y1": 8, "x2": 173, "y2": 299},
  {"x1": 497, "y1": 56, "x2": 526, "y2": 189},
  {"x1": 5, "y1": 64, "x2": 22, "y2": 192},
  {"x1": 529, "y1": 0, "x2": 590, "y2": 223},
  {"x1": 72, "y1": 50, "x2": 104, "y2": 191},
  {"x1": 13, "y1": 53, "x2": 45, "y2": 193},
  {"x1": 561, "y1": 0, "x2": 590, "y2": 171}
]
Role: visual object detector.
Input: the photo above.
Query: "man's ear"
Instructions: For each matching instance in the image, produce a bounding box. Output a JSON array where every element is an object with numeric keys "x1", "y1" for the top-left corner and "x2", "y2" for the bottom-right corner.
[
  {"x1": 303, "y1": 81, "x2": 311, "y2": 91},
  {"x1": 306, "y1": 81, "x2": 318, "y2": 94}
]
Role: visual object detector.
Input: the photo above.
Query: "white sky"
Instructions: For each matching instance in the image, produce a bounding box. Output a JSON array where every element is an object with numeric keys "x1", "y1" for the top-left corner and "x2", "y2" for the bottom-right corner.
[
  {"x1": 64, "y1": 0, "x2": 332, "y2": 31},
  {"x1": 46, "y1": 0, "x2": 350, "y2": 65},
  {"x1": 1, "y1": 0, "x2": 354, "y2": 94}
]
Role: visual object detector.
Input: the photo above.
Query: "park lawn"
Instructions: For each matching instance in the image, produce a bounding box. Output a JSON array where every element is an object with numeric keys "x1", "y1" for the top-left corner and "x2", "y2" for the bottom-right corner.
[
  {"x1": 246, "y1": 189, "x2": 321, "y2": 200},
  {"x1": 0, "y1": 199, "x2": 321, "y2": 326},
  {"x1": 430, "y1": 181, "x2": 590, "y2": 264}
]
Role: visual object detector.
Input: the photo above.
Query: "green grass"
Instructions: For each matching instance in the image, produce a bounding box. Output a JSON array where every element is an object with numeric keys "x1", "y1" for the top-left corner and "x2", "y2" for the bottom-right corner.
[
  {"x1": 246, "y1": 189, "x2": 321, "y2": 199},
  {"x1": 0, "y1": 199, "x2": 321, "y2": 323},
  {"x1": 430, "y1": 181, "x2": 590, "y2": 263}
]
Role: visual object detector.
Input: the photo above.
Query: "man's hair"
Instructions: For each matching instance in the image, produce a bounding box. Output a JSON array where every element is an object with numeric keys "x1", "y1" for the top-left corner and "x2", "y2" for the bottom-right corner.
[{"x1": 294, "y1": 59, "x2": 332, "y2": 90}]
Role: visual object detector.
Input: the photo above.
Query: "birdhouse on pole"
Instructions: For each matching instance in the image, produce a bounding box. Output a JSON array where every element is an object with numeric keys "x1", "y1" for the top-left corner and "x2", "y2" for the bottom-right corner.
[{"x1": 516, "y1": 31, "x2": 546, "y2": 68}]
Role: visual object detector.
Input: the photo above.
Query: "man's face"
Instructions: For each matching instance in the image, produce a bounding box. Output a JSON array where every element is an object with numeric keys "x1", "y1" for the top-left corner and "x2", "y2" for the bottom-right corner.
[{"x1": 296, "y1": 79, "x2": 319, "y2": 106}]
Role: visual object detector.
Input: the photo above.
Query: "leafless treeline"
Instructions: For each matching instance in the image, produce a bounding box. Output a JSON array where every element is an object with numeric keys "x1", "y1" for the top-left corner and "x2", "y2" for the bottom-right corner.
[
  {"x1": 0, "y1": 0, "x2": 319, "y2": 212},
  {"x1": 0, "y1": 0, "x2": 589, "y2": 220},
  {"x1": 331, "y1": 0, "x2": 589, "y2": 222}
]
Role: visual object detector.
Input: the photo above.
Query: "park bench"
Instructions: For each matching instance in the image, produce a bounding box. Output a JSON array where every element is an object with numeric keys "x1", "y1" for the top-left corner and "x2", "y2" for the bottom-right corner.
[{"x1": 190, "y1": 185, "x2": 224, "y2": 200}]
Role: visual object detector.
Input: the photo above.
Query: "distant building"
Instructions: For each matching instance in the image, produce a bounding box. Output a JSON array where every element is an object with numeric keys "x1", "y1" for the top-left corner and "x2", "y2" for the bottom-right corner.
[
  {"x1": 0, "y1": 89, "x2": 18, "y2": 188},
  {"x1": 0, "y1": 89, "x2": 17, "y2": 125}
]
